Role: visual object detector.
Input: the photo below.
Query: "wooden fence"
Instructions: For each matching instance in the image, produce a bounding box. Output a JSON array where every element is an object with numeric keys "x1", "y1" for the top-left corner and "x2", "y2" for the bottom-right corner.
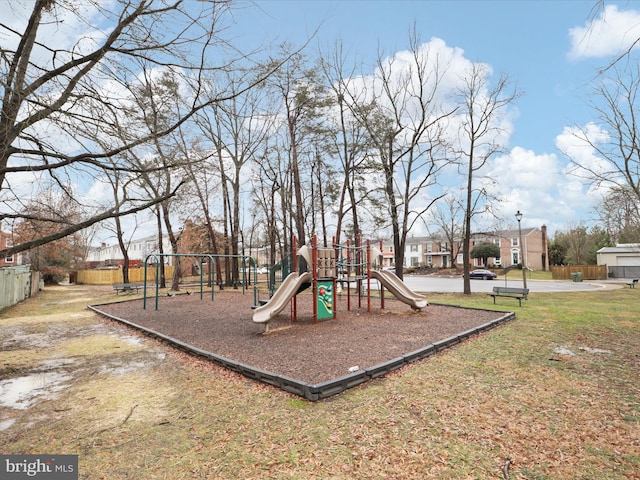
[
  {"x1": 0, "y1": 265, "x2": 38, "y2": 311},
  {"x1": 550, "y1": 265, "x2": 607, "y2": 280},
  {"x1": 76, "y1": 266, "x2": 175, "y2": 285}
]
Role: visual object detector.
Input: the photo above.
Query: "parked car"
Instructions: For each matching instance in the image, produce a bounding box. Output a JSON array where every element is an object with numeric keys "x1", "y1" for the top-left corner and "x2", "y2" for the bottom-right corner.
[
  {"x1": 257, "y1": 267, "x2": 269, "y2": 274},
  {"x1": 469, "y1": 269, "x2": 497, "y2": 280}
]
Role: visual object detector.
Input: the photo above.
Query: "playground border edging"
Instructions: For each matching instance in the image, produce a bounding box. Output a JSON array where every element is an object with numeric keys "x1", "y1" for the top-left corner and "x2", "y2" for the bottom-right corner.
[{"x1": 88, "y1": 304, "x2": 516, "y2": 402}]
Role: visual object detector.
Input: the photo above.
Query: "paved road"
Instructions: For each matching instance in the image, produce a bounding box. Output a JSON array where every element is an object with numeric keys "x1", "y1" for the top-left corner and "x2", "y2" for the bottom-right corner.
[{"x1": 367, "y1": 275, "x2": 623, "y2": 294}]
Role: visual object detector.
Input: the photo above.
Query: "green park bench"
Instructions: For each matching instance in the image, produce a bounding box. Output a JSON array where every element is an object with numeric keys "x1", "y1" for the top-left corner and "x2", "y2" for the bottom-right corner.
[{"x1": 112, "y1": 282, "x2": 144, "y2": 295}]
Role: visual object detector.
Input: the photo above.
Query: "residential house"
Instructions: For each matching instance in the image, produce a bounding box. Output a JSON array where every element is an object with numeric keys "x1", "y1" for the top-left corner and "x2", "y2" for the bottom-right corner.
[
  {"x1": 380, "y1": 225, "x2": 549, "y2": 271},
  {"x1": 0, "y1": 230, "x2": 22, "y2": 267},
  {"x1": 85, "y1": 234, "x2": 174, "y2": 268},
  {"x1": 380, "y1": 236, "x2": 453, "y2": 269},
  {"x1": 424, "y1": 239, "x2": 453, "y2": 268},
  {"x1": 468, "y1": 225, "x2": 549, "y2": 270}
]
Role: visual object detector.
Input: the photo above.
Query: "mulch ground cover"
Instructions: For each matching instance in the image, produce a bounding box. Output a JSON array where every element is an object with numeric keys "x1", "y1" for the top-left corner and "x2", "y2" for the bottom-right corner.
[{"x1": 93, "y1": 289, "x2": 510, "y2": 388}]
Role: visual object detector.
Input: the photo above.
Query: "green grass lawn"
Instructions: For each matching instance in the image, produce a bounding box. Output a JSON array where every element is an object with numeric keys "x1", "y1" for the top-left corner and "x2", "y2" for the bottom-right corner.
[
  {"x1": 499, "y1": 269, "x2": 553, "y2": 281},
  {"x1": 1, "y1": 285, "x2": 638, "y2": 479}
]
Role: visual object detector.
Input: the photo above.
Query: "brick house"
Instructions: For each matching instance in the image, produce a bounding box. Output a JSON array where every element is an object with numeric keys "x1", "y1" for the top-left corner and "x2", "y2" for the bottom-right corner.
[
  {"x1": 380, "y1": 236, "x2": 454, "y2": 269},
  {"x1": 467, "y1": 225, "x2": 549, "y2": 270},
  {"x1": 380, "y1": 225, "x2": 549, "y2": 271},
  {"x1": 0, "y1": 230, "x2": 21, "y2": 267}
]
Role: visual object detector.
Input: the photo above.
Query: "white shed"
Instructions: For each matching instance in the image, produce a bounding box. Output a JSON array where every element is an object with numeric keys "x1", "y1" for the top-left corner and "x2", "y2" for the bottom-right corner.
[{"x1": 597, "y1": 243, "x2": 640, "y2": 277}]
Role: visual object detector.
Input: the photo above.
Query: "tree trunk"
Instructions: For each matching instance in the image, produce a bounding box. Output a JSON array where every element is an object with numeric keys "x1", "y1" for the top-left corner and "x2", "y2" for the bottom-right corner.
[
  {"x1": 160, "y1": 201, "x2": 180, "y2": 291},
  {"x1": 463, "y1": 150, "x2": 473, "y2": 295},
  {"x1": 288, "y1": 119, "x2": 306, "y2": 245}
]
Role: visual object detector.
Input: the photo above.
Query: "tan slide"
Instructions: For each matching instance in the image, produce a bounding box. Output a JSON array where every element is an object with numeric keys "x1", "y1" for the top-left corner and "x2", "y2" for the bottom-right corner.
[
  {"x1": 370, "y1": 269, "x2": 428, "y2": 310},
  {"x1": 252, "y1": 271, "x2": 312, "y2": 324}
]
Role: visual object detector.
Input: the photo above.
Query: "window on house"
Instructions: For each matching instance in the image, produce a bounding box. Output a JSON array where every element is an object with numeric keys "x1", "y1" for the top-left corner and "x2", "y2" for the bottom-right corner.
[
  {"x1": 511, "y1": 237, "x2": 519, "y2": 246},
  {"x1": 4, "y1": 238, "x2": 13, "y2": 263},
  {"x1": 410, "y1": 244, "x2": 418, "y2": 252},
  {"x1": 427, "y1": 255, "x2": 433, "y2": 264},
  {"x1": 427, "y1": 243, "x2": 432, "y2": 253}
]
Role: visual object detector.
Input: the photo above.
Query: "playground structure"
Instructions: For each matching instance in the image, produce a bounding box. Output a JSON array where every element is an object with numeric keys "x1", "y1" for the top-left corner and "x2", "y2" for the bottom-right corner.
[
  {"x1": 252, "y1": 235, "x2": 427, "y2": 329},
  {"x1": 92, "y1": 238, "x2": 518, "y2": 402}
]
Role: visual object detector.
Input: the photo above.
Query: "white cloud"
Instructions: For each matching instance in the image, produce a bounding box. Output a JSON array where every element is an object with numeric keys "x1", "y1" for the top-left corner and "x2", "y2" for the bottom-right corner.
[
  {"x1": 555, "y1": 123, "x2": 612, "y2": 182},
  {"x1": 492, "y1": 147, "x2": 559, "y2": 190},
  {"x1": 488, "y1": 146, "x2": 594, "y2": 235},
  {"x1": 347, "y1": 37, "x2": 476, "y2": 124},
  {"x1": 568, "y1": 5, "x2": 640, "y2": 59}
]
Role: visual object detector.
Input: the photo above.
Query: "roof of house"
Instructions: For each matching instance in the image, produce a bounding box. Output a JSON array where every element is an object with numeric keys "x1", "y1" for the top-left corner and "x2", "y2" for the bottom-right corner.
[
  {"x1": 472, "y1": 227, "x2": 539, "y2": 238},
  {"x1": 373, "y1": 227, "x2": 543, "y2": 247},
  {"x1": 597, "y1": 244, "x2": 640, "y2": 254}
]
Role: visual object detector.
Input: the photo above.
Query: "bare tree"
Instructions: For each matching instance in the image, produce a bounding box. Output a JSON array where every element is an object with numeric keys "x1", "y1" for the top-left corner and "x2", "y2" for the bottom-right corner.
[
  {"x1": 96, "y1": 161, "x2": 141, "y2": 284},
  {"x1": 14, "y1": 185, "x2": 88, "y2": 283},
  {"x1": 179, "y1": 144, "x2": 225, "y2": 288},
  {"x1": 261, "y1": 47, "x2": 330, "y2": 246},
  {"x1": 194, "y1": 71, "x2": 274, "y2": 286},
  {"x1": 553, "y1": 224, "x2": 593, "y2": 265},
  {"x1": 0, "y1": 0, "x2": 285, "y2": 260},
  {"x1": 454, "y1": 63, "x2": 520, "y2": 294},
  {"x1": 251, "y1": 141, "x2": 292, "y2": 265},
  {"x1": 586, "y1": 1, "x2": 640, "y2": 75},
  {"x1": 347, "y1": 32, "x2": 455, "y2": 279},
  {"x1": 594, "y1": 186, "x2": 640, "y2": 243},
  {"x1": 429, "y1": 194, "x2": 465, "y2": 268},
  {"x1": 319, "y1": 41, "x2": 375, "y2": 246},
  {"x1": 566, "y1": 64, "x2": 640, "y2": 209}
]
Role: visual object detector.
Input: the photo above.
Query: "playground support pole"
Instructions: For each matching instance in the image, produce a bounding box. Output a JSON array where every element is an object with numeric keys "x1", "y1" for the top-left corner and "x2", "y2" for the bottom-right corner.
[
  {"x1": 346, "y1": 238, "x2": 351, "y2": 311},
  {"x1": 333, "y1": 235, "x2": 338, "y2": 317},
  {"x1": 312, "y1": 235, "x2": 318, "y2": 324},
  {"x1": 380, "y1": 239, "x2": 385, "y2": 309},
  {"x1": 199, "y1": 257, "x2": 205, "y2": 301},
  {"x1": 366, "y1": 239, "x2": 371, "y2": 313},
  {"x1": 357, "y1": 234, "x2": 362, "y2": 309},
  {"x1": 143, "y1": 260, "x2": 148, "y2": 310},
  {"x1": 292, "y1": 236, "x2": 298, "y2": 322},
  {"x1": 332, "y1": 242, "x2": 337, "y2": 319},
  {"x1": 155, "y1": 260, "x2": 160, "y2": 310},
  {"x1": 333, "y1": 275, "x2": 337, "y2": 319},
  {"x1": 143, "y1": 254, "x2": 161, "y2": 311}
]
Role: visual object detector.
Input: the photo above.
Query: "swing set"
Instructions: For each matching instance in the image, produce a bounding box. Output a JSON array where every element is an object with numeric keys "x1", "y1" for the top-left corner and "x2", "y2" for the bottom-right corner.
[{"x1": 142, "y1": 253, "x2": 258, "y2": 310}]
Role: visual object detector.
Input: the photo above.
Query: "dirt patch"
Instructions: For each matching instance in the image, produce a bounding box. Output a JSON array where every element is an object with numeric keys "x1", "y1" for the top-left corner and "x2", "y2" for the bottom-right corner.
[
  {"x1": 93, "y1": 290, "x2": 507, "y2": 385},
  {"x1": 0, "y1": 286, "x2": 175, "y2": 430}
]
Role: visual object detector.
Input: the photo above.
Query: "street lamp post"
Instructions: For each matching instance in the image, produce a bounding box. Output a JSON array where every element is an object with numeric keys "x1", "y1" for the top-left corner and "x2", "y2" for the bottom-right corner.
[{"x1": 515, "y1": 210, "x2": 527, "y2": 289}]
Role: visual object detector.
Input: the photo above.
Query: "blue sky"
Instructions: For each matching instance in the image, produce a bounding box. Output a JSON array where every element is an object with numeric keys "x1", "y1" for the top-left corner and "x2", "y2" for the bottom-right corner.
[
  {"x1": 4, "y1": 0, "x2": 640, "y2": 242},
  {"x1": 232, "y1": 0, "x2": 639, "y2": 235},
  {"x1": 237, "y1": 0, "x2": 602, "y2": 153}
]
